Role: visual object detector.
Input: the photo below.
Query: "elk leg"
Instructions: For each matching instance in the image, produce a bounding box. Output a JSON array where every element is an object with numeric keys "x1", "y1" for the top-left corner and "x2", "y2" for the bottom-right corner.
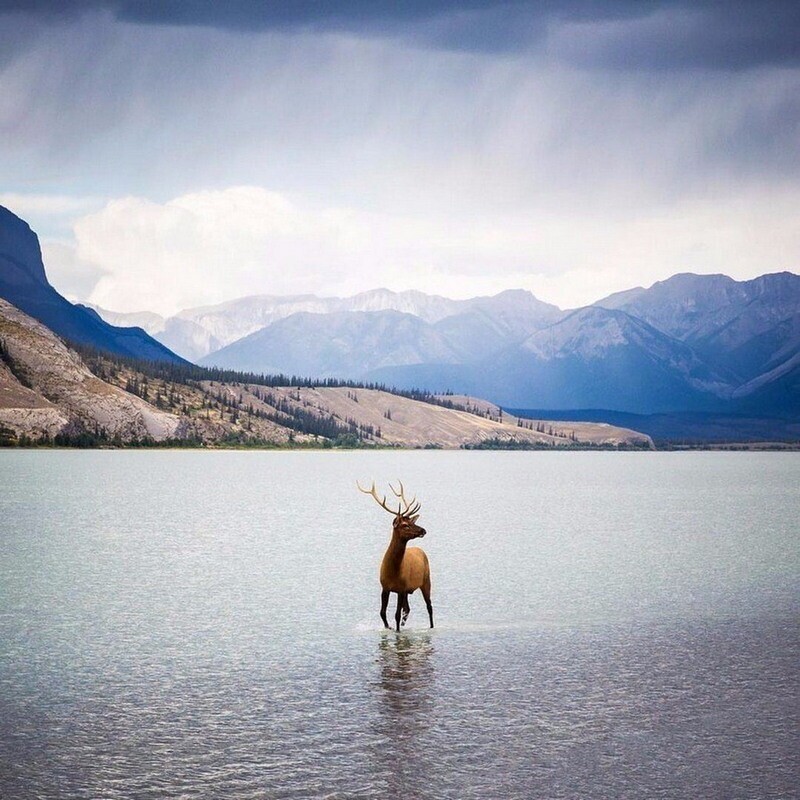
[
  {"x1": 401, "y1": 595, "x2": 410, "y2": 627},
  {"x1": 380, "y1": 589, "x2": 390, "y2": 629},
  {"x1": 422, "y1": 584, "x2": 434, "y2": 628},
  {"x1": 395, "y1": 592, "x2": 407, "y2": 632}
]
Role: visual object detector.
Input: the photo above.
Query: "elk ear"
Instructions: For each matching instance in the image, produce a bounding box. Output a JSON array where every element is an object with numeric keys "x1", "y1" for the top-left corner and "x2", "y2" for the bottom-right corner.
[
  {"x1": 410, "y1": 514, "x2": 420, "y2": 524},
  {"x1": 392, "y1": 515, "x2": 402, "y2": 527}
]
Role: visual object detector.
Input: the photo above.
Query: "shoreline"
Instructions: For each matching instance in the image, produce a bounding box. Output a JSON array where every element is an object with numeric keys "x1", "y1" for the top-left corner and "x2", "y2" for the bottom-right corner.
[{"x1": 2, "y1": 442, "x2": 798, "y2": 452}]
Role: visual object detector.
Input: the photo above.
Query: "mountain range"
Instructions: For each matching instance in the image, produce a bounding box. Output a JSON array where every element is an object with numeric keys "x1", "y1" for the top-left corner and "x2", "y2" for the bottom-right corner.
[
  {"x1": 84, "y1": 286, "x2": 562, "y2": 364},
  {"x1": 90, "y1": 275, "x2": 800, "y2": 417},
  {"x1": 1, "y1": 203, "x2": 798, "y2": 420},
  {"x1": 0, "y1": 296, "x2": 649, "y2": 449}
]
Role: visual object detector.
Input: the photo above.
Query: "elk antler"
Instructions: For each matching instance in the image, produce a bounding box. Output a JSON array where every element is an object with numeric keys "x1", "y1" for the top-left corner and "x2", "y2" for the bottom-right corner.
[
  {"x1": 390, "y1": 480, "x2": 421, "y2": 517},
  {"x1": 357, "y1": 481, "x2": 402, "y2": 516}
]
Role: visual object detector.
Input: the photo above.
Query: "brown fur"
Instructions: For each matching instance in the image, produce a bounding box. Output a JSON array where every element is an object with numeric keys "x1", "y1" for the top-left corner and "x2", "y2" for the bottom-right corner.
[
  {"x1": 358, "y1": 481, "x2": 434, "y2": 630},
  {"x1": 379, "y1": 515, "x2": 434, "y2": 631}
]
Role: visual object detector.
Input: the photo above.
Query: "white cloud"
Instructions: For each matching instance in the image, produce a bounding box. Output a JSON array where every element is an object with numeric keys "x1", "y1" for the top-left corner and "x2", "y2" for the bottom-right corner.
[
  {"x1": 64, "y1": 183, "x2": 800, "y2": 315},
  {"x1": 40, "y1": 239, "x2": 109, "y2": 302},
  {"x1": 79, "y1": 187, "x2": 366, "y2": 314}
]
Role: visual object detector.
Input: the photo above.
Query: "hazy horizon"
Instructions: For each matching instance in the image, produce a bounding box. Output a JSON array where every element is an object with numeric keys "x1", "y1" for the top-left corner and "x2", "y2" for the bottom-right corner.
[{"x1": 77, "y1": 268, "x2": 799, "y2": 319}]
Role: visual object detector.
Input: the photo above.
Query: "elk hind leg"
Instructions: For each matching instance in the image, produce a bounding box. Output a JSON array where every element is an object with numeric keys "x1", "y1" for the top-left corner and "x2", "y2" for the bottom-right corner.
[{"x1": 422, "y1": 581, "x2": 434, "y2": 629}]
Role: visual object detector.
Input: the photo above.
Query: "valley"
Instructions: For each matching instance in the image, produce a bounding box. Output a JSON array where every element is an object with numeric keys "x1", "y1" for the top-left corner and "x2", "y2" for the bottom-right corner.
[{"x1": 0, "y1": 298, "x2": 651, "y2": 449}]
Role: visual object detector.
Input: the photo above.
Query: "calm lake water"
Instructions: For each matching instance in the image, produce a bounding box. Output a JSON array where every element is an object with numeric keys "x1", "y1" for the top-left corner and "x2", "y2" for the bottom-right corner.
[{"x1": 1, "y1": 450, "x2": 798, "y2": 799}]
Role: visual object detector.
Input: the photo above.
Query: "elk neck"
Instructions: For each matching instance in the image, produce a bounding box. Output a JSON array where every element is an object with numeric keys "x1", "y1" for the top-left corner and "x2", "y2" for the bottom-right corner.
[{"x1": 382, "y1": 531, "x2": 409, "y2": 573}]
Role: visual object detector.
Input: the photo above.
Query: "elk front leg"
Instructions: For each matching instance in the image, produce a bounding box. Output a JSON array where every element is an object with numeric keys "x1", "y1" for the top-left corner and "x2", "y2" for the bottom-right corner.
[
  {"x1": 401, "y1": 595, "x2": 410, "y2": 627},
  {"x1": 380, "y1": 589, "x2": 390, "y2": 629},
  {"x1": 395, "y1": 592, "x2": 407, "y2": 632}
]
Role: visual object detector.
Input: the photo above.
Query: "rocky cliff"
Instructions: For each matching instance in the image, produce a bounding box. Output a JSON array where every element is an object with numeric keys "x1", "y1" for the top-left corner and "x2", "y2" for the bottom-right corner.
[
  {"x1": 0, "y1": 298, "x2": 184, "y2": 441},
  {"x1": 0, "y1": 205, "x2": 185, "y2": 363}
]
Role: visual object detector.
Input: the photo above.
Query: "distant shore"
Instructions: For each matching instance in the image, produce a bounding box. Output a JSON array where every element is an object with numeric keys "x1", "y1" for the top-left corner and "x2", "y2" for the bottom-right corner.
[{"x1": 2, "y1": 441, "x2": 798, "y2": 452}]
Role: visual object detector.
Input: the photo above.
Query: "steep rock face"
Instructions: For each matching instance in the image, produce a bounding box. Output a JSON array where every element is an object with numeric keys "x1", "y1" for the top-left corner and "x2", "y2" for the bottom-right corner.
[
  {"x1": 83, "y1": 303, "x2": 221, "y2": 362},
  {"x1": 336, "y1": 288, "x2": 462, "y2": 322},
  {"x1": 0, "y1": 354, "x2": 67, "y2": 438},
  {"x1": 508, "y1": 307, "x2": 733, "y2": 410},
  {"x1": 0, "y1": 206, "x2": 49, "y2": 287},
  {"x1": 690, "y1": 275, "x2": 800, "y2": 382},
  {"x1": 521, "y1": 307, "x2": 728, "y2": 389},
  {"x1": 0, "y1": 298, "x2": 183, "y2": 440},
  {"x1": 175, "y1": 293, "x2": 331, "y2": 352},
  {"x1": 157, "y1": 317, "x2": 224, "y2": 363},
  {"x1": 0, "y1": 205, "x2": 184, "y2": 363}
]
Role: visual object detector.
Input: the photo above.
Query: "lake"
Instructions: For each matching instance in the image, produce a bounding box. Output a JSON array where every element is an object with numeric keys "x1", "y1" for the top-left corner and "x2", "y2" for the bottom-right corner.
[{"x1": 1, "y1": 450, "x2": 798, "y2": 798}]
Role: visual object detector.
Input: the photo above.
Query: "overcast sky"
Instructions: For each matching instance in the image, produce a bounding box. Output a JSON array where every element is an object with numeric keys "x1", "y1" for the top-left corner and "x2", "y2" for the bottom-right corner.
[{"x1": 1, "y1": 0, "x2": 798, "y2": 314}]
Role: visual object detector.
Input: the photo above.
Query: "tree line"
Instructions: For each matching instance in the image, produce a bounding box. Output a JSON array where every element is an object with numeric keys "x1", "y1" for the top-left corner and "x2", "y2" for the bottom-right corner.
[{"x1": 71, "y1": 342, "x2": 474, "y2": 412}]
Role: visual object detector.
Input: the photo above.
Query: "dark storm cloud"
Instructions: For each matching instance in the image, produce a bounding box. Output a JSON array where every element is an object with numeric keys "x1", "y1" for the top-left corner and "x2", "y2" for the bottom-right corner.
[
  {"x1": 1, "y1": 1, "x2": 798, "y2": 309},
  {"x1": 2, "y1": 0, "x2": 799, "y2": 70}
]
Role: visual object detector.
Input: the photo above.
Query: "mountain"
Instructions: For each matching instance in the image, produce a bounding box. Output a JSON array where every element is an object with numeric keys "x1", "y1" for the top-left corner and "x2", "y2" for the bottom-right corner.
[
  {"x1": 0, "y1": 297, "x2": 184, "y2": 441},
  {"x1": 0, "y1": 297, "x2": 649, "y2": 448},
  {"x1": 369, "y1": 274, "x2": 800, "y2": 415},
  {"x1": 595, "y1": 272, "x2": 800, "y2": 384},
  {"x1": 512, "y1": 306, "x2": 733, "y2": 407},
  {"x1": 0, "y1": 205, "x2": 184, "y2": 363},
  {"x1": 595, "y1": 273, "x2": 744, "y2": 338},
  {"x1": 730, "y1": 350, "x2": 800, "y2": 416},
  {"x1": 94, "y1": 269, "x2": 799, "y2": 417},
  {"x1": 369, "y1": 307, "x2": 736, "y2": 413},
  {"x1": 465, "y1": 289, "x2": 564, "y2": 337},
  {"x1": 40, "y1": 204, "x2": 799, "y2": 419},
  {"x1": 89, "y1": 287, "x2": 562, "y2": 362},
  {"x1": 200, "y1": 310, "x2": 465, "y2": 376},
  {"x1": 81, "y1": 303, "x2": 166, "y2": 335},
  {"x1": 169, "y1": 289, "x2": 464, "y2": 359},
  {"x1": 196, "y1": 289, "x2": 562, "y2": 374}
]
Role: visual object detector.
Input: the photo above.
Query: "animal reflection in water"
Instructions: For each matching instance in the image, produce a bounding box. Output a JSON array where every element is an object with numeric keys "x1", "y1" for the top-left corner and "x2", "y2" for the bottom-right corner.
[
  {"x1": 358, "y1": 481, "x2": 434, "y2": 631},
  {"x1": 372, "y1": 633, "x2": 436, "y2": 793},
  {"x1": 377, "y1": 633, "x2": 435, "y2": 711}
]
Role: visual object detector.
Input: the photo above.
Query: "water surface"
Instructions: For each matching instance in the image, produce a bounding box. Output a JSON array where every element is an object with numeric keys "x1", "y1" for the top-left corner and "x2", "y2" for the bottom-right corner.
[{"x1": 1, "y1": 451, "x2": 798, "y2": 798}]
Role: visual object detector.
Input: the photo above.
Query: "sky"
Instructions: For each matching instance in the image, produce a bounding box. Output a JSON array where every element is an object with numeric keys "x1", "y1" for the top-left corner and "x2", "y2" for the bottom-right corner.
[{"x1": 1, "y1": 0, "x2": 799, "y2": 315}]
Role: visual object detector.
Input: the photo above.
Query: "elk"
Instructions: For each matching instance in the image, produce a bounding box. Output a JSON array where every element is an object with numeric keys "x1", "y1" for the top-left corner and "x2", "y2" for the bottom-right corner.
[{"x1": 358, "y1": 480, "x2": 434, "y2": 631}]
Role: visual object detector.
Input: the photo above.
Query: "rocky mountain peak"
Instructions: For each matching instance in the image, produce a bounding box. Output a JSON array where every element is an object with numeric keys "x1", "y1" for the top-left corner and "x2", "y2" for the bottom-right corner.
[
  {"x1": 522, "y1": 306, "x2": 640, "y2": 360},
  {"x1": 0, "y1": 205, "x2": 48, "y2": 287}
]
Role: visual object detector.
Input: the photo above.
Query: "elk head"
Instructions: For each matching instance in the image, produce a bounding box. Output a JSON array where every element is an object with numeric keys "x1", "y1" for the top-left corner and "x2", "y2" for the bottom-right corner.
[{"x1": 357, "y1": 480, "x2": 427, "y2": 540}]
